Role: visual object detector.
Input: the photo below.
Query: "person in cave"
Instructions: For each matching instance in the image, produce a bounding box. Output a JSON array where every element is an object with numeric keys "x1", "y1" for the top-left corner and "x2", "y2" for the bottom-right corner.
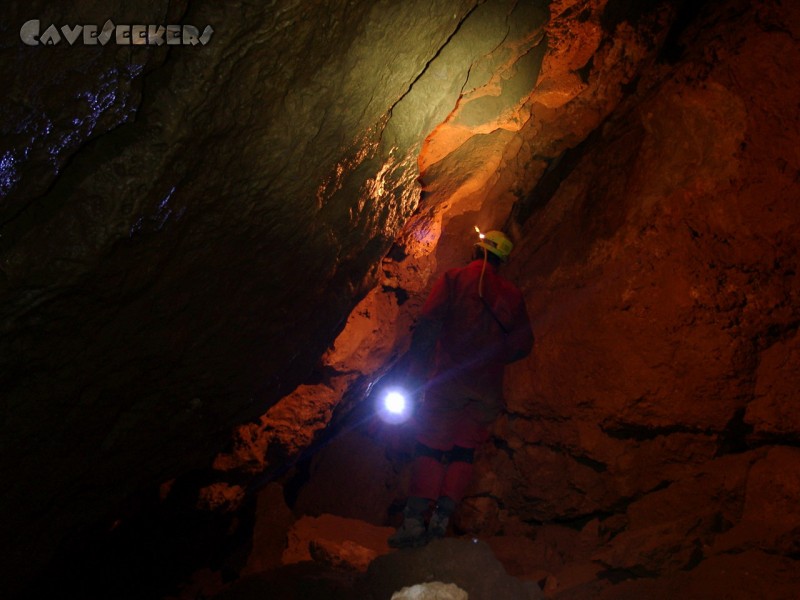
[{"x1": 388, "y1": 229, "x2": 534, "y2": 549}]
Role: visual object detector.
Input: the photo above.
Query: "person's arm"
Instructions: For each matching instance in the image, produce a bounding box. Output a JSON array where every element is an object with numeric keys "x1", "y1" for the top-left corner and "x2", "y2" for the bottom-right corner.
[
  {"x1": 402, "y1": 272, "x2": 449, "y2": 389},
  {"x1": 407, "y1": 316, "x2": 442, "y2": 372},
  {"x1": 390, "y1": 317, "x2": 441, "y2": 401}
]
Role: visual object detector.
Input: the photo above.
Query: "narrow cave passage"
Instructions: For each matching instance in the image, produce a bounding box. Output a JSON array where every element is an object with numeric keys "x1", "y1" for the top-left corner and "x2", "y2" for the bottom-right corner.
[{"x1": 2, "y1": 0, "x2": 800, "y2": 599}]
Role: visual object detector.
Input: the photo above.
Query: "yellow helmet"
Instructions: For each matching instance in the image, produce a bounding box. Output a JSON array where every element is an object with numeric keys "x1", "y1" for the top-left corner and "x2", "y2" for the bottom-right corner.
[{"x1": 476, "y1": 230, "x2": 513, "y2": 262}]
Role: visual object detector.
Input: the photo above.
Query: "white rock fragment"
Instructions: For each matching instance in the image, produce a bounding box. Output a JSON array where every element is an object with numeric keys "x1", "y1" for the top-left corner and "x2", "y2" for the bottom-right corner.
[{"x1": 391, "y1": 581, "x2": 469, "y2": 600}]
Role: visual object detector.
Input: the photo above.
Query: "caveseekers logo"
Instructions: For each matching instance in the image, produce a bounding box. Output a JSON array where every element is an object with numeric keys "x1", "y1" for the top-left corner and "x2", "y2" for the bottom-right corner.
[{"x1": 20, "y1": 19, "x2": 214, "y2": 46}]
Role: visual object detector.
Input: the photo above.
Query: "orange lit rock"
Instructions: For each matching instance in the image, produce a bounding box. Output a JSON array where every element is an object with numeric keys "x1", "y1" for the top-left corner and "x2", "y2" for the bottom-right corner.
[
  {"x1": 491, "y1": 0, "x2": 800, "y2": 530},
  {"x1": 591, "y1": 550, "x2": 800, "y2": 600},
  {"x1": 715, "y1": 447, "x2": 800, "y2": 556},
  {"x1": 242, "y1": 483, "x2": 295, "y2": 576},
  {"x1": 282, "y1": 514, "x2": 394, "y2": 571},
  {"x1": 196, "y1": 482, "x2": 246, "y2": 512},
  {"x1": 745, "y1": 333, "x2": 800, "y2": 439},
  {"x1": 276, "y1": 0, "x2": 799, "y2": 596},
  {"x1": 3, "y1": 0, "x2": 800, "y2": 597},
  {"x1": 367, "y1": 538, "x2": 544, "y2": 600},
  {"x1": 213, "y1": 377, "x2": 351, "y2": 473}
]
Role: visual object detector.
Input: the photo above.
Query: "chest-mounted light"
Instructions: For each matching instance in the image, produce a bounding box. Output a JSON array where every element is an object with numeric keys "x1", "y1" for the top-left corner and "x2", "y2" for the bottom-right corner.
[{"x1": 377, "y1": 387, "x2": 413, "y2": 425}]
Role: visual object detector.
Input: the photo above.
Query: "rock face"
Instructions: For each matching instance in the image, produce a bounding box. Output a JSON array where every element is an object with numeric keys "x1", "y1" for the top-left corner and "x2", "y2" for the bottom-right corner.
[
  {"x1": 391, "y1": 582, "x2": 469, "y2": 600},
  {"x1": 2, "y1": 0, "x2": 530, "y2": 592},
  {"x1": 1, "y1": 0, "x2": 800, "y2": 598},
  {"x1": 246, "y1": 0, "x2": 800, "y2": 598},
  {"x1": 486, "y1": 3, "x2": 800, "y2": 594},
  {"x1": 458, "y1": 0, "x2": 798, "y2": 596},
  {"x1": 365, "y1": 538, "x2": 543, "y2": 600},
  {"x1": 282, "y1": 514, "x2": 394, "y2": 572}
]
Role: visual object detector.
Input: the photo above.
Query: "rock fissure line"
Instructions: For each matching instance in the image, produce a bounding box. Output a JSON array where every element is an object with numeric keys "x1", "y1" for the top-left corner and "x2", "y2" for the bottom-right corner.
[
  {"x1": 600, "y1": 422, "x2": 722, "y2": 442},
  {"x1": 385, "y1": 1, "x2": 483, "y2": 121}
]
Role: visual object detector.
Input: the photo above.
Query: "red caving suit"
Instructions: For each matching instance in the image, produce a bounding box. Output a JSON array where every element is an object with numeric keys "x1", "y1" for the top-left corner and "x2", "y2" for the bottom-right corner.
[{"x1": 409, "y1": 258, "x2": 534, "y2": 503}]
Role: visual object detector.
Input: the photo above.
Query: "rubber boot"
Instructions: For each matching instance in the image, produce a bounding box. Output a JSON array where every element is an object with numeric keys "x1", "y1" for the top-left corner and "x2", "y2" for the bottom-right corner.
[
  {"x1": 427, "y1": 496, "x2": 456, "y2": 541},
  {"x1": 388, "y1": 496, "x2": 429, "y2": 549}
]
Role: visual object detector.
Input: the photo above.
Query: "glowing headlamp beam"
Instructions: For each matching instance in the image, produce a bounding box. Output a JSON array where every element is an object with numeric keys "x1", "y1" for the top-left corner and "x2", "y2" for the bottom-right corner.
[{"x1": 474, "y1": 225, "x2": 485, "y2": 239}]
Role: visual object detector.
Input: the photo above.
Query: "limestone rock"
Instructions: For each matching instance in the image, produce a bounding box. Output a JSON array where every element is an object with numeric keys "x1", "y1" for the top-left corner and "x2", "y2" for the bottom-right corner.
[
  {"x1": 282, "y1": 513, "x2": 394, "y2": 571},
  {"x1": 0, "y1": 0, "x2": 170, "y2": 216},
  {"x1": 3, "y1": 0, "x2": 800, "y2": 597},
  {"x1": 391, "y1": 581, "x2": 469, "y2": 600},
  {"x1": 241, "y1": 483, "x2": 294, "y2": 576},
  {"x1": 492, "y1": 0, "x2": 800, "y2": 527},
  {"x1": 1, "y1": 1, "x2": 490, "y2": 590},
  {"x1": 590, "y1": 550, "x2": 800, "y2": 600},
  {"x1": 214, "y1": 377, "x2": 353, "y2": 474},
  {"x1": 715, "y1": 447, "x2": 800, "y2": 556},
  {"x1": 309, "y1": 539, "x2": 379, "y2": 573},
  {"x1": 365, "y1": 538, "x2": 543, "y2": 600},
  {"x1": 746, "y1": 332, "x2": 800, "y2": 438}
]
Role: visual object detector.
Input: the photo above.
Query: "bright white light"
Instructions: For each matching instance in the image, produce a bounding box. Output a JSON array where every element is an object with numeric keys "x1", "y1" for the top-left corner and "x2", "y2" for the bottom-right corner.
[
  {"x1": 384, "y1": 391, "x2": 406, "y2": 414},
  {"x1": 377, "y1": 388, "x2": 412, "y2": 424},
  {"x1": 474, "y1": 225, "x2": 485, "y2": 239}
]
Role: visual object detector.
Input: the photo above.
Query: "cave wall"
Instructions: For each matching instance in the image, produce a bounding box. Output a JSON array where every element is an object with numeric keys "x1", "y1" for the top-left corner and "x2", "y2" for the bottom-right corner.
[
  {"x1": 498, "y1": 0, "x2": 800, "y2": 521},
  {"x1": 2, "y1": 0, "x2": 547, "y2": 591},
  {"x1": 471, "y1": 0, "x2": 800, "y2": 594},
  {"x1": 238, "y1": 0, "x2": 800, "y2": 597},
  {"x1": 214, "y1": 0, "x2": 681, "y2": 485},
  {"x1": 2, "y1": 0, "x2": 799, "y2": 596}
]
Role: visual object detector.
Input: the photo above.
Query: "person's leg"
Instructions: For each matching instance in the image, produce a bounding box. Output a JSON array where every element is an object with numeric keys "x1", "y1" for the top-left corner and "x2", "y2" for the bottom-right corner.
[
  {"x1": 407, "y1": 442, "x2": 445, "y2": 497},
  {"x1": 407, "y1": 390, "x2": 460, "y2": 500},
  {"x1": 387, "y1": 495, "x2": 429, "y2": 548},
  {"x1": 428, "y1": 403, "x2": 492, "y2": 540},
  {"x1": 390, "y1": 391, "x2": 459, "y2": 548}
]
